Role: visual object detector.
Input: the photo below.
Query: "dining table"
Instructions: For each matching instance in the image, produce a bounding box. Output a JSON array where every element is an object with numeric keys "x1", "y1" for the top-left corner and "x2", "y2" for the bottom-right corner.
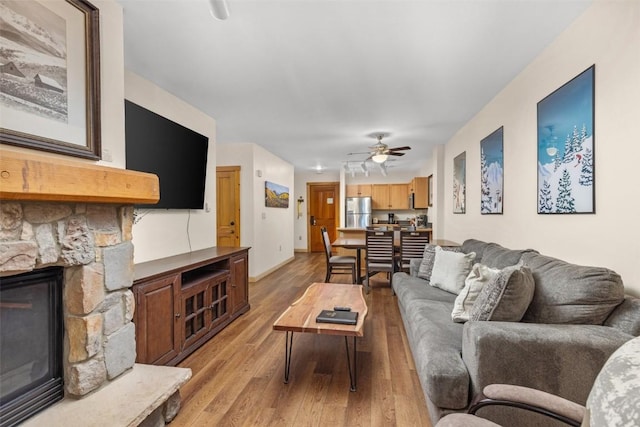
[{"x1": 331, "y1": 234, "x2": 458, "y2": 284}]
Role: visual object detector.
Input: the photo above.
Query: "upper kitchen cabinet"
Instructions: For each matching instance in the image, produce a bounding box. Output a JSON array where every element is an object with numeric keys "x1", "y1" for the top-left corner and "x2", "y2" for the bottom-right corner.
[
  {"x1": 409, "y1": 177, "x2": 429, "y2": 209},
  {"x1": 346, "y1": 184, "x2": 372, "y2": 198},
  {"x1": 372, "y1": 184, "x2": 409, "y2": 210}
]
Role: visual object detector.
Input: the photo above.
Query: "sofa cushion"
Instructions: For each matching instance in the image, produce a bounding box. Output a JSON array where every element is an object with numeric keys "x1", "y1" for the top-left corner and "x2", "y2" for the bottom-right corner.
[
  {"x1": 400, "y1": 299, "x2": 469, "y2": 409},
  {"x1": 417, "y1": 244, "x2": 462, "y2": 281},
  {"x1": 603, "y1": 297, "x2": 640, "y2": 336},
  {"x1": 393, "y1": 272, "x2": 458, "y2": 308},
  {"x1": 480, "y1": 245, "x2": 538, "y2": 269},
  {"x1": 430, "y1": 247, "x2": 476, "y2": 295},
  {"x1": 470, "y1": 262, "x2": 535, "y2": 322},
  {"x1": 521, "y1": 252, "x2": 625, "y2": 325},
  {"x1": 460, "y1": 239, "x2": 493, "y2": 262},
  {"x1": 452, "y1": 263, "x2": 500, "y2": 323}
]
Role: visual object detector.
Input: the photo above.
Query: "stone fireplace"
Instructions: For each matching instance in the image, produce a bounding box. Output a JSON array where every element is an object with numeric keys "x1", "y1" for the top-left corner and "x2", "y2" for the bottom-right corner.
[
  {"x1": 1, "y1": 202, "x2": 137, "y2": 398},
  {"x1": 0, "y1": 149, "x2": 190, "y2": 426}
]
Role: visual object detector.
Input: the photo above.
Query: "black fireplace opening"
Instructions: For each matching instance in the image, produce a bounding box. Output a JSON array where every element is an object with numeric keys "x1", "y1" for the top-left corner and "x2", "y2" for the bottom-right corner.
[{"x1": 0, "y1": 267, "x2": 64, "y2": 427}]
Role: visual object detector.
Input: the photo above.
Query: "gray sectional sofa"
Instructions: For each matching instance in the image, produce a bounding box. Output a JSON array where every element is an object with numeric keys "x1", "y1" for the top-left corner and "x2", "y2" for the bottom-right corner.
[{"x1": 392, "y1": 239, "x2": 640, "y2": 427}]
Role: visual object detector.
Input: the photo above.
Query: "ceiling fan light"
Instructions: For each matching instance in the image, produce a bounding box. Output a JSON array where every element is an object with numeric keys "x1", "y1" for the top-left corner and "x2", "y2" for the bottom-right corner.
[
  {"x1": 372, "y1": 153, "x2": 388, "y2": 163},
  {"x1": 209, "y1": 0, "x2": 230, "y2": 20}
]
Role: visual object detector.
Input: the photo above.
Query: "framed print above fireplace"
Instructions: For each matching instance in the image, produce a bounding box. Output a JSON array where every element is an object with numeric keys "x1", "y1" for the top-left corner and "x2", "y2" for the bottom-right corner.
[{"x1": 0, "y1": 0, "x2": 101, "y2": 159}]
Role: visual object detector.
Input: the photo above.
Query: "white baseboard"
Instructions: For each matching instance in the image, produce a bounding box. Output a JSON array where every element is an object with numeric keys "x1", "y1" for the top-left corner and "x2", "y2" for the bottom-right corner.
[{"x1": 249, "y1": 256, "x2": 295, "y2": 282}]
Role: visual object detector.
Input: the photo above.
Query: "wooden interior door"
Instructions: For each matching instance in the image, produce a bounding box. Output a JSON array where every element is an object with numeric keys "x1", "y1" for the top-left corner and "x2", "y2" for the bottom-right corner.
[
  {"x1": 308, "y1": 182, "x2": 339, "y2": 252},
  {"x1": 216, "y1": 166, "x2": 240, "y2": 247}
]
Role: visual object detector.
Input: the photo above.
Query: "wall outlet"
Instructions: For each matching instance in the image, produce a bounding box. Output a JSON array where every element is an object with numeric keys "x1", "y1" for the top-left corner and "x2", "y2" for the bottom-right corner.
[{"x1": 298, "y1": 236, "x2": 302, "y2": 240}]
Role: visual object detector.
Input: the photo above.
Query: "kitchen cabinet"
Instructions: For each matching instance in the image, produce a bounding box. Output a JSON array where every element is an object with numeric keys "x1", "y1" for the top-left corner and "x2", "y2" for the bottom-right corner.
[
  {"x1": 372, "y1": 184, "x2": 409, "y2": 210},
  {"x1": 133, "y1": 247, "x2": 250, "y2": 366},
  {"x1": 346, "y1": 184, "x2": 372, "y2": 197},
  {"x1": 371, "y1": 184, "x2": 389, "y2": 209},
  {"x1": 409, "y1": 177, "x2": 429, "y2": 209}
]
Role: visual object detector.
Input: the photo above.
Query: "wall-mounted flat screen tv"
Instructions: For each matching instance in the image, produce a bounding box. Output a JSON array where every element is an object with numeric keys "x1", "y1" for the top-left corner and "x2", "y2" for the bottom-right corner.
[{"x1": 125, "y1": 100, "x2": 209, "y2": 209}]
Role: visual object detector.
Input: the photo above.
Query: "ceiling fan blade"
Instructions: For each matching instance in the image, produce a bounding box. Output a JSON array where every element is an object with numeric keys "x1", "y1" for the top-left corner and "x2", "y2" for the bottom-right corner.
[
  {"x1": 348, "y1": 151, "x2": 372, "y2": 156},
  {"x1": 389, "y1": 152, "x2": 405, "y2": 156},
  {"x1": 387, "y1": 146, "x2": 411, "y2": 152}
]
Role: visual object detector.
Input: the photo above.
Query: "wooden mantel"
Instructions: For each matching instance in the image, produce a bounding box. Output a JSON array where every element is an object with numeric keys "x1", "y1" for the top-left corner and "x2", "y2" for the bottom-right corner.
[{"x1": 0, "y1": 148, "x2": 159, "y2": 204}]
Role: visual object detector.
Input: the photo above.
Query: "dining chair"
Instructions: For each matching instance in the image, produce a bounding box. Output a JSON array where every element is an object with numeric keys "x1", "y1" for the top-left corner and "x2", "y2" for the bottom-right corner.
[
  {"x1": 365, "y1": 229, "x2": 396, "y2": 293},
  {"x1": 321, "y1": 227, "x2": 357, "y2": 284},
  {"x1": 399, "y1": 230, "x2": 430, "y2": 273}
]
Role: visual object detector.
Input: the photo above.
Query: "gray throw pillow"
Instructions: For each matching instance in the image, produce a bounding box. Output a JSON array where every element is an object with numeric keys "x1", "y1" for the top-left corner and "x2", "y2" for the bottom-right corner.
[
  {"x1": 429, "y1": 247, "x2": 476, "y2": 295},
  {"x1": 452, "y1": 263, "x2": 500, "y2": 323},
  {"x1": 417, "y1": 244, "x2": 461, "y2": 281},
  {"x1": 470, "y1": 262, "x2": 535, "y2": 322}
]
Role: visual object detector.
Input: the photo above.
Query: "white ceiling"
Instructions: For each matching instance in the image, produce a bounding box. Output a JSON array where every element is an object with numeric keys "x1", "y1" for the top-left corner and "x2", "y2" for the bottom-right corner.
[{"x1": 117, "y1": 0, "x2": 591, "y2": 175}]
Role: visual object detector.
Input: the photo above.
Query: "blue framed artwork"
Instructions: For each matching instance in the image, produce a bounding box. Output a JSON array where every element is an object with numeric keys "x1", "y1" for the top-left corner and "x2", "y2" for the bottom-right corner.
[
  {"x1": 265, "y1": 181, "x2": 290, "y2": 208},
  {"x1": 480, "y1": 127, "x2": 504, "y2": 214},
  {"x1": 453, "y1": 151, "x2": 466, "y2": 214},
  {"x1": 537, "y1": 65, "x2": 595, "y2": 214}
]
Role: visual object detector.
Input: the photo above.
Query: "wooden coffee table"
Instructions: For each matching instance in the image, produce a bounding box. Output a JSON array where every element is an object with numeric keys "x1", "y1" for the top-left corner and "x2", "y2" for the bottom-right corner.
[{"x1": 272, "y1": 282, "x2": 368, "y2": 391}]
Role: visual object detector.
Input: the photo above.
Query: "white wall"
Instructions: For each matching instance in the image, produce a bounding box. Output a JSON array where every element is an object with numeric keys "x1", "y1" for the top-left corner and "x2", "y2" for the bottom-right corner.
[
  {"x1": 440, "y1": 0, "x2": 640, "y2": 296},
  {"x1": 218, "y1": 143, "x2": 295, "y2": 279},
  {"x1": 125, "y1": 71, "x2": 217, "y2": 263}
]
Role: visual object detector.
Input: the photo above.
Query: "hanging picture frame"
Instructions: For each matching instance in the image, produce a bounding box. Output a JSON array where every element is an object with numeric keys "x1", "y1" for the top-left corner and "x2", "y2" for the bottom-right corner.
[
  {"x1": 0, "y1": 0, "x2": 101, "y2": 159},
  {"x1": 480, "y1": 127, "x2": 504, "y2": 214},
  {"x1": 537, "y1": 65, "x2": 595, "y2": 214},
  {"x1": 453, "y1": 151, "x2": 466, "y2": 214},
  {"x1": 265, "y1": 181, "x2": 290, "y2": 208}
]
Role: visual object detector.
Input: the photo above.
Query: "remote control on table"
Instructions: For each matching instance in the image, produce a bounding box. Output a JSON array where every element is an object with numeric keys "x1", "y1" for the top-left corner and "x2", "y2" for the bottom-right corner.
[{"x1": 334, "y1": 306, "x2": 351, "y2": 312}]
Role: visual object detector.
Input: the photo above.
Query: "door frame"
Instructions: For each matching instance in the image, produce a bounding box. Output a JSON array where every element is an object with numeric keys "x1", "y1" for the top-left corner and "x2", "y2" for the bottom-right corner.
[{"x1": 306, "y1": 181, "x2": 340, "y2": 252}]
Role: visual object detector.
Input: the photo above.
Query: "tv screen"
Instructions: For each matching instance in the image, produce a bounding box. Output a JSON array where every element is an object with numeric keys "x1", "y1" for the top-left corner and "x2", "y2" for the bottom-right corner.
[{"x1": 125, "y1": 100, "x2": 209, "y2": 209}]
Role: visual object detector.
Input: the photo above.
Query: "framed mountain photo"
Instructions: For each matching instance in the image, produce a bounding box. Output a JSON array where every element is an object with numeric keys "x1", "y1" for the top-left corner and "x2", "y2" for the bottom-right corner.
[
  {"x1": 480, "y1": 127, "x2": 504, "y2": 214},
  {"x1": 453, "y1": 151, "x2": 466, "y2": 214},
  {"x1": 537, "y1": 66, "x2": 595, "y2": 214}
]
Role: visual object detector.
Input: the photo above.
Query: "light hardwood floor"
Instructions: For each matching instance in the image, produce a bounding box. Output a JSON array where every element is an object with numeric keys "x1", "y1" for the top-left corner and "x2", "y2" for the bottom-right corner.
[{"x1": 171, "y1": 252, "x2": 432, "y2": 427}]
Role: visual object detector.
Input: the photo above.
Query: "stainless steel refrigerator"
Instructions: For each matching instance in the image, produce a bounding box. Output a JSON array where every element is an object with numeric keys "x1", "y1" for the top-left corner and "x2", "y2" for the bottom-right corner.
[{"x1": 345, "y1": 196, "x2": 372, "y2": 228}]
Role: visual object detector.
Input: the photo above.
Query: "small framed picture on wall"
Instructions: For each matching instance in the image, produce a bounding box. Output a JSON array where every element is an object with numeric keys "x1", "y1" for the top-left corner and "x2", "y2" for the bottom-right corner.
[{"x1": 453, "y1": 152, "x2": 466, "y2": 214}]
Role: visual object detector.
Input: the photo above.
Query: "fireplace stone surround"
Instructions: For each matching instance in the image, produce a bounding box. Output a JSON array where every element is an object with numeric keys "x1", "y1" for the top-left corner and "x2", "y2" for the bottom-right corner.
[{"x1": 0, "y1": 149, "x2": 190, "y2": 426}]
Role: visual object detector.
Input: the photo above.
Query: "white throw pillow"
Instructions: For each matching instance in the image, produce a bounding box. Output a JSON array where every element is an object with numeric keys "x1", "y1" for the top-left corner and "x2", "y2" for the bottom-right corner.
[
  {"x1": 429, "y1": 247, "x2": 476, "y2": 295},
  {"x1": 452, "y1": 263, "x2": 500, "y2": 323}
]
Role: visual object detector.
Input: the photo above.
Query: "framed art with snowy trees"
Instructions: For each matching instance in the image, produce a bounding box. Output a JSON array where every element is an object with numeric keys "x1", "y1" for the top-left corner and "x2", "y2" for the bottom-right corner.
[
  {"x1": 480, "y1": 127, "x2": 504, "y2": 214},
  {"x1": 453, "y1": 151, "x2": 466, "y2": 214},
  {"x1": 537, "y1": 65, "x2": 595, "y2": 214}
]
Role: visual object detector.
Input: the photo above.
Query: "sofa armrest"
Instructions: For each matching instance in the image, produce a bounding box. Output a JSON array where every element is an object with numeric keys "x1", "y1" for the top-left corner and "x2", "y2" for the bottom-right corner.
[{"x1": 462, "y1": 321, "x2": 632, "y2": 407}]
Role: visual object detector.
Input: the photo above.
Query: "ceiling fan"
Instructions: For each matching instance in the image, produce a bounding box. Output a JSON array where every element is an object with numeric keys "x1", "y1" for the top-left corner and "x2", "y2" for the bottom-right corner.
[{"x1": 348, "y1": 133, "x2": 411, "y2": 164}]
